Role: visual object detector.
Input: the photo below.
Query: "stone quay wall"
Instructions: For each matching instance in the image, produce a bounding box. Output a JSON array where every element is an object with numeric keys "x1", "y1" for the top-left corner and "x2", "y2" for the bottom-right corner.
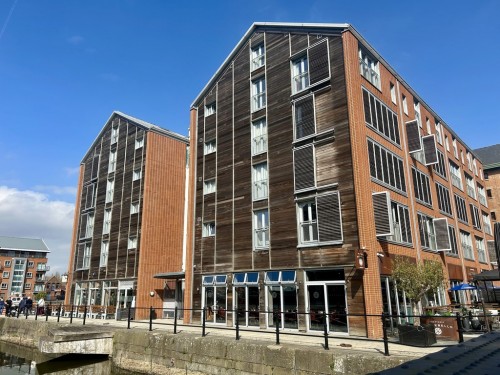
[{"x1": 0, "y1": 319, "x2": 408, "y2": 374}]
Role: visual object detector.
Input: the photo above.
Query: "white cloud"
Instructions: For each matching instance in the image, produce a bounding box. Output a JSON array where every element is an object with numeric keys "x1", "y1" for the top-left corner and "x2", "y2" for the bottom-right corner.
[
  {"x1": 0, "y1": 186, "x2": 74, "y2": 274},
  {"x1": 67, "y1": 35, "x2": 84, "y2": 45},
  {"x1": 33, "y1": 185, "x2": 78, "y2": 197}
]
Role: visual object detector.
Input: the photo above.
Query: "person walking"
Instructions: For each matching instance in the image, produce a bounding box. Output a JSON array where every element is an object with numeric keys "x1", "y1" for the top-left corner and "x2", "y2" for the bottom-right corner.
[
  {"x1": 5, "y1": 297, "x2": 12, "y2": 317},
  {"x1": 0, "y1": 298, "x2": 4, "y2": 315},
  {"x1": 37, "y1": 297, "x2": 45, "y2": 315},
  {"x1": 26, "y1": 296, "x2": 33, "y2": 315},
  {"x1": 19, "y1": 296, "x2": 27, "y2": 315}
]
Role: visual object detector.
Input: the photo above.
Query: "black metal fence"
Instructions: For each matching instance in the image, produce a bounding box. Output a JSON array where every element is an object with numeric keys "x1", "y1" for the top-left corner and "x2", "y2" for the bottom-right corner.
[{"x1": 5, "y1": 303, "x2": 499, "y2": 356}]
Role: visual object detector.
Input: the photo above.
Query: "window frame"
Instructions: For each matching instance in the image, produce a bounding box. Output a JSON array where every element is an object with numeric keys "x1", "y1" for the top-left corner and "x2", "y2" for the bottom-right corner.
[
  {"x1": 205, "y1": 102, "x2": 216, "y2": 117},
  {"x1": 251, "y1": 43, "x2": 265, "y2": 71},
  {"x1": 202, "y1": 222, "x2": 216, "y2": 237},
  {"x1": 108, "y1": 149, "x2": 117, "y2": 173},
  {"x1": 291, "y1": 54, "x2": 309, "y2": 94},
  {"x1": 367, "y1": 138, "x2": 406, "y2": 193},
  {"x1": 253, "y1": 209, "x2": 270, "y2": 250},
  {"x1": 251, "y1": 77, "x2": 266, "y2": 112},
  {"x1": 128, "y1": 236, "x2": 138, "y2": 250},
  {"x1": 203, "y1": 179, "x2": 216, "y2": 195},
  {"x1": 252, "y1": 162, "x2": 268, "y2": 201},
  {"x1": 454, "y1": 194, "x2": 468, "y2": 224},
  {"x1": 412, "y1": 167, "x2": 432, "y2": 206},
  {"x1": 359, "y1": 47, "x2": 380, "y2": 89},
  {"x1": 251, "y1": 117, "x2": 268, "y2": 155},
  {"x1": 204, "y1": 140, "x2": 216, "y2": 155},
  {"x1": 100, "y1": 240, "x2": 109, "y2": 267}
]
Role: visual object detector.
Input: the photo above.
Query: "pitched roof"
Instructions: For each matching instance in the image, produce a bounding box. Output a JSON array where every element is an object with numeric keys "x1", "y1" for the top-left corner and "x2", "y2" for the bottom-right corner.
[
  {"x1": 0, "y1": 236, "x2": 50, "y2": 253},
  {"x1": 82, "y1": 111, "x2": 189, "y2": 163},
  {"x1": 473, "y1": 144, "x2": 500, "y2": 169}
]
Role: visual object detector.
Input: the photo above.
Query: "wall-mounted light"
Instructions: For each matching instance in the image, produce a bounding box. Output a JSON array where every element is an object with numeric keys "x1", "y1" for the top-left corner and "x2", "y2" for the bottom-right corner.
[
  {"x1": 377, "y1": 252, "x2": 385, "y2": 258},
  {"x1": 149, "y1": 291, "x2": 155, "y2": 297}
]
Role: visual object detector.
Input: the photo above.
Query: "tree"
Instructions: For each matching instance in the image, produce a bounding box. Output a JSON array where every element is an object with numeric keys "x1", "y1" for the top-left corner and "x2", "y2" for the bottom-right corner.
[{"x1": 392, "y1": 257, "x2": 446, "y2": 319}]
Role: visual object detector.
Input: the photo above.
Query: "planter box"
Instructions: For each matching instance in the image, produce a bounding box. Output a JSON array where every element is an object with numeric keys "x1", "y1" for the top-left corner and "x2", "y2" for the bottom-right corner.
[
  {"x1": 421, "y1": 316, "x2": 459, "y2": 341},
  {"x1": 398, "y1": 323, "x2": 437, "y2": 347}
]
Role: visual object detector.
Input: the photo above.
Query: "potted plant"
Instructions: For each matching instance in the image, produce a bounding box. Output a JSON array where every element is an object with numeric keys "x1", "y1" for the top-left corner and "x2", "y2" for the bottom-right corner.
[{"x1": 392, "y1": 257, "x2": 446, "y2": 346}]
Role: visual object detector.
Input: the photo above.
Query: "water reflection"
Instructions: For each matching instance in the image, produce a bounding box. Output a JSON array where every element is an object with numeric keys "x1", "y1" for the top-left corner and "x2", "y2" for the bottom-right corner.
[{"x1": 0, "y1": 342, "x2": 116, "y2": 374}]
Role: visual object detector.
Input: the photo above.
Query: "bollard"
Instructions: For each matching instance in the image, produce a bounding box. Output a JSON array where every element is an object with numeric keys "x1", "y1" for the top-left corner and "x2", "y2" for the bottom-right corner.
[
  {"x1": 83, "y1": 305, "x2": 87, "y2": 325},
  {"x1": 382, "y1": 313, "x2": 390, "y2": 356},
  {"x1": 127, "y1": 305, "x2": 131, "y2": 329},
  {"x1": 174, "y1": 307, "x2": 178, "y2": 334},
  {"x1": 202, "y1": 308, "x2": 206, "y2": 337},
  {"x1": 70, "y1": 305, "x2": 74, "y2": 324},
  {"x1": 235, "y1": 309, "x2": 240, "y2": 340},
  {"x1": 57, "y1": 305, "x2": 61, "y2": 323},
  {"x1": 456, "y1": 312, "x2": 464, "y2": 343},
  {"x1": 323, "y1": 311, "x2": 329, "y2": 350},
  {"x1": 275, "y1": 312, "x2": 280, "y2": 345},
  {"x1": 149, "y1": 306, "x2": 153, "y2": 331}
]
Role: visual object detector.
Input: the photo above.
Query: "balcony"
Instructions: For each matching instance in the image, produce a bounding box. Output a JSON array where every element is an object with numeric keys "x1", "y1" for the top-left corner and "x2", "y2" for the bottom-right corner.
[{"x1": 37, "y1": 265, "x2": 50, "y2": 272}]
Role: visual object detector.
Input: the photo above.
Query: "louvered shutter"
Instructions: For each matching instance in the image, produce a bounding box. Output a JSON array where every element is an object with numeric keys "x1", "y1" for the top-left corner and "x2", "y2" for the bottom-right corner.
[
  {"x1": 294, "y1": 145, "x2": 315, "y2": 191},
  {"x1": 423, "y1": 134, "x2": 438, "y2": 165},
  {"x1": 362, "y1": 89, "x2": 371, "y2": 125},
  {"x1": 406, "y1": 120, "x2": 421, "y2": 153},
  {"x1": 79, "y1": 214, "x2": 88, "y2": 240},
  {"x1": 487, "y1": 240, "x2": 496, "y2": 263},
  {"x1": 434, "y1": 218, "x2": 451, "y2": 251},
  {"x1": 91, "y1": 154, "x2": 100, "y2": 180},
  {"x1": 294, "y1": 96, "x2": 315, "y2": 139},
  {"x1": 372, "y1": 191, "x2": 393, "y2": 236},
  {"x1": 308, "y1": 40, "x2": 330, "y2": 85},
  {"x1": 316, "y1": 192, "x2": 342, "y2": 242},
  {"x1": 76, "y1": 244, "x2": 84, "y2": 269},
  {"x1": 494, "y1": 223, "x2": 500, "y2": 264}
]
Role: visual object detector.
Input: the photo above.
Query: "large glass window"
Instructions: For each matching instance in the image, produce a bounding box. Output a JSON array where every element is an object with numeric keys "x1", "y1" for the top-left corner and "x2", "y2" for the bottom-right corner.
[
  {"x1": 204, "y1": 140, "x2": 216, "y2": 155},
  {"x1": 265, "y1": 271, "x2": 297, "y2": 329},
  {"x1": 417, "y1": 213, "x2": 436, "y2": 250},
  {"x1": 476, "y1": 237, "x2": 487, "y2": 263},
  {"x1": 291, "y1": 55, "x2": 309, "y2": 93},
  {"x1": 103, "y1": 208, "x2": 112, "y2": 234},
  {"x1": 100, "y1": 241, "x2": 109, "y2": 267},
  {"x1": 203, "y1": 275, "x2": 227, "y2": 324},
  {"x1": 386, "y1": 202, "x2": 412, "y2": 244},
  {"x1": 253, "y1": 209, "x2": 269, "y2": 250},
  {"x1": 448, "y1": 225, "x2": 459, "y2": 256},
  {"x1": 83, "y1": 244, "x2": 91, "y2": 269},
  {"x1": 251, "y1": 77, "x2": 266, "y2": 111},
  {"x1": 252, "y1": 162, "x2": 268, "y2": 200},
  {"x1": 105, "y1": 179, "x2": 114, "y2": 203},
  {"x1": 362, "y1": 88, "x2": 400, "y2": 145},
  {"x1": 108, "y1": 150, "x2": 117, "y2": 173},
  {"x1": 298, "y1": 201, "x2": 318, "y2": 244},
  {"x1": 460, "y1": 230, "x2": 474, "y2": 260},
  {"x1": 251, "y1": 43, "x2": 265, "y2": 70},
  {"x1": 251, "y1": 118, "x2": 267, "y2": 155},
  {"x1": 449, "y1": 161, "x2": 463, "y2": 190},
  {"x1": 233, "y1": 272, "x2": 259, "y2": 327},
  {"x1": 359, "y1": 47, "x2": 380, "y2": 88}
]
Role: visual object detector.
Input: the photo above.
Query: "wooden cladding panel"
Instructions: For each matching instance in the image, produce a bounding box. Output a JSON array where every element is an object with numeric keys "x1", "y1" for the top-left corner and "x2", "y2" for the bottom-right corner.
[
  {"x1": 251, "y1": 32, "x2": 264, "y2": 46},
  {"x1": 290, "y1": 33, "x2": 308, "y2": 55}
]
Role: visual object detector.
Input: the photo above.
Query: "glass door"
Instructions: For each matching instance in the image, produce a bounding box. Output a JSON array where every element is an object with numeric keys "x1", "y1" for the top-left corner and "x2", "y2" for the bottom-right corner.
[
  {"x1": 308, "y1": 285, "x2": 325, "y2": 331},
  {"x1": 307, "y1": 283, "x2": 348, "y2": 333}
]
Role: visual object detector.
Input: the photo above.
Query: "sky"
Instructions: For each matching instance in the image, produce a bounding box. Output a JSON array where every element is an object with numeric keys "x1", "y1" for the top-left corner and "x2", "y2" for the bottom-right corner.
[{"x1": 0, "y1": 0, "x2": 499, "y2": 274}]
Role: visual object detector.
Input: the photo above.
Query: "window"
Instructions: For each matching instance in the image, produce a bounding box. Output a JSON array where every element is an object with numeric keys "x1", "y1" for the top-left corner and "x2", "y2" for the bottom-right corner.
[
  {"x1": 291, "y1": 55, "x2": 309, "y2": 93},
  {"x1": 24, "y1": 283, "x2": 31, "y2": 290},
  {"x1": 390, "y1": 82, "x2": 396, "y2": 103},
  {"x1": 367, "y1": 139, "x2": 406, "y2": 193},
  {"x1": 27, "y1": 261, "x2": 34, "y2": 268},
  {"x1": 470, "y1": 204, "x2": 481, "y2": 230},
  {"x1": 402, "y1": 95, "x2": 408, "y2": 115},
  {"x1": 465, "y1": 174, "x2": 476, "y2": 199},
  {"x1": 253, "y1": 209, "x2": 269, "y2": 250},
  {"x1": 103, "y1": 208, "x2": 112, "y2": 234},
  {"x1": 473, "y1": 158, "x2": 478, "y2": 176},
  {"x1": 294, "y1": 145, "x2": 315, "y2": 191},
  {"x1": 412, "y1": 168, "x2": 432, "y2": 206},
  {"x1": 359, "y1": 47, "x2": 380, "y2": 88},
  {"x1": 445, "y1": 135, "x2": 450, "y2": 152},
  {"x1": 297, "y1": 192, "x2": 342, "y2": 245},
  {"x1": 466, "y1": 152, "x2": 472, "y2": 171},
  {"x1": 294, "y1": 95, "x2": 316, "y2": 140},
  {"x1": 454, "y1": 194, "x2": 468, "y2": 223},
  {"x1": 203, "y1": 179, "x2": 216, "y2": 195},
  {"x1": 133, "y1": 167, "x2": 142, "y2": 181},
  {"x1": 4, "y1": 261, "x2": 10, "y2": 267},
  {"x1": 460, "y1": 231, "x2": 473, "y2": 260},
  {"x1": 386, "y1": 202, "x2": 412, "y2": 244},
  {"x1": 26, "y1": 272, "x2": 32, "y2": 278},
  {"x1": 477, "y1": 184, "x2": 488, "y2": 207},
  {"x1": 111, "y1": 125, "x2": 119, "y2": 144},
  {"x1": 448, "y1": 226, "x2": 459, "y2": 256},
  {"x1": 251, "y1": 77, "x2": 266, "y2": 111},
  {"x1": 251, "y1": 43, "x2": 265, "y2": 70},
  {"x1": 252, "y1": 118, "x2": 267, "y2": 155},
  {"x1": 449, "y1": 161, "x2": 463, "y2": 190},
  {"x1": 128, "y1": 236, "x2": 137, "y2": 249},
  {"x1": 435, "y1": 183, "x2": 452, "y2": 216},
  {"x1": 105, "y1": 179, "x2": 114, "y2": 203},
  {"x1": 1, "y1": 284, "x2": 6, "y2": 290},
  {"x1": 204, "y1": 140, "x2": 216, "y2": 155},
  {"x1": 476, "y1": 237, "x2": 487, "y2": 263},
  {"x1": 2, "y1": 271, "x2": 9, "y2": 278},
  {"x1": 108, "y1": 150, "x2": 117, "y2": 173},
  {"x1": 435, "y1": 121, "x2": 443, "y2": 144},
  {"x1": 418, "y1": 213, "x2": 436, "y2": 250},
  {"x1": 130, "y1": 202, "x2": 139, "y2": 214},
  {"x1": 85, "y1": 213, "x2": 94, "y2": 238},
  {"x1": 135, "y1": 136, "x2": 144, "y2": 149},
  {"x1": 252, "y1": 162, "x2": 268, "y2": 201},
  {"x1": 362, "y1": 88, "x2": 400, "y2": 145},
  {"x1": 483, "y1": 212, "x2": 492, "y2": 235},
  {"x1": 414, "y1": 100, "x2": 421, "y2": 127},
  {"x1": 83, "y1": 244, "x2": 91, "y2": 269},
  {"x1": 205, "y1": 102, "x2": 216, "y2": 117},
  {"x1": 433, "y1": 150, "x2": 447, "y2": 179},
  {"x1": 492, "y1": 211, "x2": 497, "y2": 221},
  {"x1": 460, "y1": 150, "x2": 464, "y2": 164},
  {"x1": 425, "y1": 117, "x2": 431, "y2": 134},
  {"x1": 100, "y1": 241, "x2": 109, "y2": 267},
  {"x1": 203, "y1": 222, "x2": 215, "y2": 237}
]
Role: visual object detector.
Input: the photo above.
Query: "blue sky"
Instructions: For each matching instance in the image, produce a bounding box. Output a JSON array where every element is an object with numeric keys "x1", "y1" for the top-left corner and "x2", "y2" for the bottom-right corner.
[{"x1": 0, "y1": 0, "x2": 499, "y2": 273}]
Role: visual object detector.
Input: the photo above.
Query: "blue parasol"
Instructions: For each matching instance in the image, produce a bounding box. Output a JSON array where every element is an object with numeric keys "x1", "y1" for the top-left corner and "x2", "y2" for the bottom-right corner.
[{"x1": 449, "y1": 283, "x2": 477, "y2": 291}]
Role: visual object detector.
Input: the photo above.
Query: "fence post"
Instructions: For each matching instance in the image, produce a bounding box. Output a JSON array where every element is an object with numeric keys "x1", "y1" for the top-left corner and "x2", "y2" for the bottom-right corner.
[
  {"x1": 174, "y1": 307, "x2": 178, "y2": 334},
  {"x1": 35, "y1": 307, "x2": 38, "y2": 321},
  {"x1": 323, "y1": 311, "x2": 329, "y2": 350},
  {"x1": 382, "y1": 313, "x2": 390, "y2": 356},
  {"x1": 235, "y1": 309, "x2": 240, "y2": 341},
  {"x1": 83, "y1": 305, "x2": 87, "y2": 326},
  {"x1": 127, "y1": 305, "x2": 131, "y2": 329},
  {"x1": 456, "y1": 312, "x2": 464, "y2": 343},
  {"x1": 70, "y1": 305, "x2": 74, "y2": 324},
  {"x1": 202, "y1": 308, "x2": 206, "y2": 337},
  {"x1": 57, "y1": 305, "x2": 61, "y2": 323},
  {"x1": 275, "y1": 311, "x2": 280, "y2": 345},
  {"x1": 149, "y1": 306, "x2": 153, "y2": 331}
]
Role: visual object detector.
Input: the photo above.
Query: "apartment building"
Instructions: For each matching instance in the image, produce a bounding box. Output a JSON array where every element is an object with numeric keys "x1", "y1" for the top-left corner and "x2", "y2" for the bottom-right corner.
[
  {"x1": 65, "y1": 111, "x2": 189, "y2": 319},
  {"x1": 0, "y1": 236, "x2": 50, "y2": 299},
  {"x1": 474, "y1": 143, "x2": 500, "y2": 267},
  {"x1": 187, "y1": 22, "x2": 494, "y2": 338}
]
